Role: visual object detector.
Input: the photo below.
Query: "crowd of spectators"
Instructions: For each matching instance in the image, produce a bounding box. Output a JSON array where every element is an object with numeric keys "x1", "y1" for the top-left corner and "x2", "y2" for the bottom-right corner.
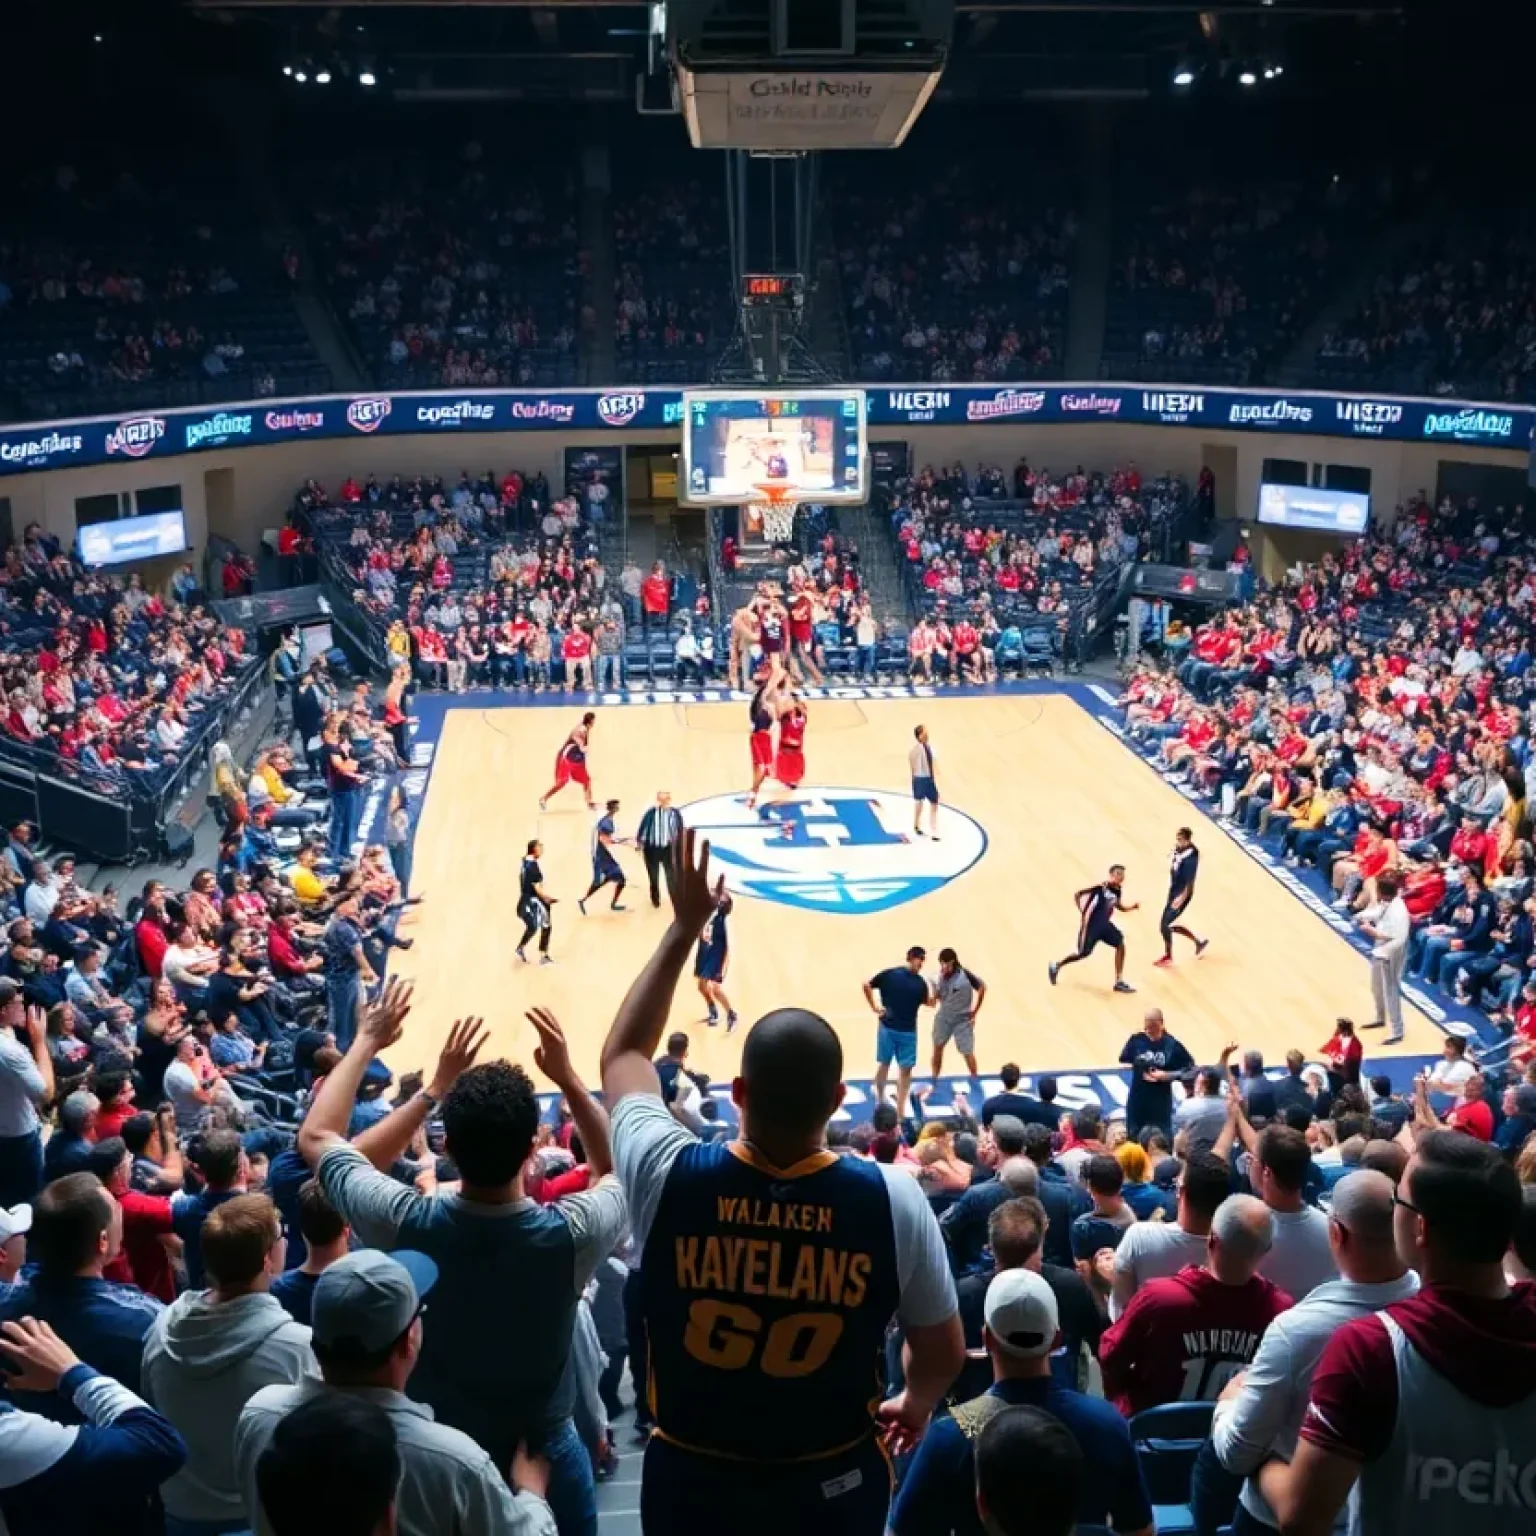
[
  {"x1": 1315, "y1": 220, "x2": 1536, "y2": 401},
  {"x1": 831, "y1": 157, "x2": 1074, "y2": 382},
  {"x1": 1103, "y1": 173, "x2": 1363, "y2": 384},
  {"x1": 882, "y1": 460, "x2": 1185, "y2": 667},
  {"x1": 1119, "y1": 491, "x2": 1536, "y2": 1064},
  {"x1": 0, "y1": 526, "x2": 259, "y2": 802},
  {"x1": 304, "y1": 137, "x2": 585, "y2": 391}
]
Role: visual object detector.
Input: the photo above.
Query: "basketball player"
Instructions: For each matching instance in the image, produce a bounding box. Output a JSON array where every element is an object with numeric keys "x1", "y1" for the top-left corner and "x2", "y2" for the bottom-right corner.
[
  {"x1": 600, "y1": 828, "x2": 964, "y2": 1536},
  {"x1": 787, "y1": 583, "x2": 823, "y2": 685},
  {"x1": 695, "y1": 874, "x2": 739, "y2": 1031},
  {"x1": 758, "y1": 591, "x2": 788, "y2": 683},
  {"x1": 515, "y1": 838, "x2": 556, "y2": 964},
  {"x1": 1155, "y1": 827, "x2": 1209, "y2": 967},
  {"x1": 767, "y1": 691, "x2": 808, "y2": 796},
  {"x1": 1048, "y1": 865, "x2": 1139, "y2": 993},
  {"x1": 909, "y1": 724, "x2": 940, "y2": 839},
  {"x1": 581, "y1": 798, "x2": 630, "y2": 914},
  {"x1": 745, "y1": 668, "x2": 779, "y2": 808},
  {"x1": 539, "y1": 711, "x2": 596, "y2": 811}
]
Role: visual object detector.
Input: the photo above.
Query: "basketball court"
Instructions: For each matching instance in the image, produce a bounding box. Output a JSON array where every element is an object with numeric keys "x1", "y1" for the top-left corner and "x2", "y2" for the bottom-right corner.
[{"x1": 382, "y1": 689, "x2": 1440, "y2": 1094}]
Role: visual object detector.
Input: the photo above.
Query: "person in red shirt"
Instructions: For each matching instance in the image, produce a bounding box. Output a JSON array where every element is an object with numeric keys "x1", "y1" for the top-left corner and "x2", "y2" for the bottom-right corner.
[
  {"x1": 1260, "y1": 1131, "x2": 1536, "y2": 1536},
  {"x1": 135, "y1": 890, "x2": 171, "y2": 979},
  {"x1": 89, "y1": 1133, "x2": 180, "y2": 1303},
  {"x1": 787, "y1": 588, "x2": 822, "y2": 685},
  {"x1": 950, "y1": 619, "x2": 982, "y2": 684},
  {"x1": 1099, "y1": 1194, "x2": 1293, "y2": 1415},
  {"x1": 1421, "y1": 1070, "x2": 1497, "y2": 1142},
  {"x1": 641, "y1": 562, "x2": 670, "y2": 637},
  {"x1": 561, "y1": 625, "x2": 593, "y2": 692}
]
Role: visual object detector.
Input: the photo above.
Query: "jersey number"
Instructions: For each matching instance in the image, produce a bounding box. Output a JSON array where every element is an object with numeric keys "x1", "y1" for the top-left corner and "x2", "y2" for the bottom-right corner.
[
  {"x1": 683, "y1": 1300, "x2": 845, "y2": 1378},
  {"x1": 1179, "y1": 1356, "x2": 1243, "y2": 1401}
]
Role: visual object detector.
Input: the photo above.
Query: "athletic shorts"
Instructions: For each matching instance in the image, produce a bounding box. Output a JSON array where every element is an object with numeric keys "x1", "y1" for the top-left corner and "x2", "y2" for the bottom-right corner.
[
  {"x1": 554, "y1": 755, "x2": 591, "y2": 789},
  {"x1": 932, "y1": 1012, "x2": 975, "y2": 1055},
  {"x1": 1080, "y1": 921, "x2": 1123, "y2": 954},
  {"x1": 517, "y1": 897, "x2": 550, "y2": 931},
  {"x1": 911, "y1": 775, "x2": 938, "y2": 804},
  {"x1": 695, "y1": 945, "x2": 726, "y2": 982},
  {"x1": 750, "y1": 730, "x2": 774, "y2": 768},
  {"x1": 775, "y1": 748, "x2": 805, "y2": 788},
  {"x1": 594, "y1": 853, "x2": 624, "y2": 885},
  {"x1": 876, "y1": 1023, "x2": 918, "y2": 1070}
]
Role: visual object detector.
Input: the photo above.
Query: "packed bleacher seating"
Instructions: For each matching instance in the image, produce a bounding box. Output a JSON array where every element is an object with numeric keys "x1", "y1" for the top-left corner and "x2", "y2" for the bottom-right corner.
[
  {"x1": 302, "y1": 132, "x2": 584, "y2": 390},
  {"x1": 0, "y1": 151, "x2": 327, "y2": 423},
  {"x1": 0, "y1": 529, "x2": 262, "y2": 817},
  {"x1": 830, "y1": 139, "x2": 1074, "y2": 383},
  {"x1": 1311, "y1": 215, "x2": 1536, "y2": 401},
  {"x1": 880, "y1": 461, "x2": 1187, "y2": 671},
  {"x1": 1102, "y1": 171, "x2": 1366, "y2": 385}
]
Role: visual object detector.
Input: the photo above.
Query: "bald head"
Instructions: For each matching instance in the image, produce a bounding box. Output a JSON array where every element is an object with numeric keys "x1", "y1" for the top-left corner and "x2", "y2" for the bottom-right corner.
[
  {"x1": 1209, "y1": 1194, "x2": 1274, "y2": 1281},
  {"x1": 1328, "y1": 1170, "x2": 1403, "y2": 1278},
  {"x1": 999, "y1": 1157, "x2": 1040, "y2": 1196},
  {"x1": 738, "y1": 1008, "x2": 843, "y2": 1141}
]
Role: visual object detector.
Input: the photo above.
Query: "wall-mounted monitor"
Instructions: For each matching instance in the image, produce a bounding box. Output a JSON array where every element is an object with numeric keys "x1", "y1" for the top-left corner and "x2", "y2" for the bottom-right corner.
[
  {"x1": 76, "y1": 508, "x2": 189, "y2": 567},
  {"x1": 1256, "y1": 482, "x2": 1370, "y2": 537},
  {"x1": 680, "y1": 389, "x2": 868, "y2": 504}
]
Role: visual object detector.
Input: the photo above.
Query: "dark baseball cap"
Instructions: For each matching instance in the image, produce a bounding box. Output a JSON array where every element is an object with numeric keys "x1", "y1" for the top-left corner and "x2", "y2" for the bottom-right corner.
[{"x1": 311, "y1": 1250, "x2": 439, "y2": 1363}]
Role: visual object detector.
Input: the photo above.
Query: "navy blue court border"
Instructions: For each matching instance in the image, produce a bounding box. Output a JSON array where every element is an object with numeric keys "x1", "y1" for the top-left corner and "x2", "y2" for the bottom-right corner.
[{"x1": 358, "y1": 677, "x2": 1449, "y2": 1121}]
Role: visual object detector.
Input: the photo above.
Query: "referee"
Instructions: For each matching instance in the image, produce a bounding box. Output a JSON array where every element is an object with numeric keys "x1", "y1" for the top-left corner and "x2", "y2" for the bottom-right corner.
[
  {"x1": 636, "y1": 790, "x2": 684, "y2": 907},
  {"x1": 602, "y1": 830, "x2": 962, "y2": 1536},
  {"x1": 909, "y1": 725, "x2": 940, "y2": 839}
]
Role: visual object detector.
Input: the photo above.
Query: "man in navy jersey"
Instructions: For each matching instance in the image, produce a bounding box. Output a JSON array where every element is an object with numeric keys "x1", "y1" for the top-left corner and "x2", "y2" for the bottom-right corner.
[
  {"x1": 1155, "y1": 827, "x2": 1208, "y2": 967},
  {"x1": 1048, "y1": 864, "x2": 1140, "y2": 993},
  {"x1": 601, "y1": 829, "x2": 962, "y2": 1536},
  {"x1": 1261, "y1": 1130, "x2": 1536, "y2": 1536}
]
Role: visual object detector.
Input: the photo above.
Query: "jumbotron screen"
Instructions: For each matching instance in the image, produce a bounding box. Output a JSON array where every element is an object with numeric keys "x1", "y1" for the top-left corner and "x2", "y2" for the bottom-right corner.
[{"x1": 680, "y1": 389, "x2": 868, "y2": 505}]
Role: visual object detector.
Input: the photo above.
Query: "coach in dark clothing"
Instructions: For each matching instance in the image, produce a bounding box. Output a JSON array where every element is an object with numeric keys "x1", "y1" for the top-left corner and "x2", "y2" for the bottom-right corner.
[
  {"x1": 1119, "y1": 1008, "x2": 1194, "y2": 1138},
  {"x1": 981, "y1": 1067, "x2": 1061, "y2": 1130},
  {"x1": 1271, "y1": 1051, "x2": 1321, "y2": 1121},
  {"x1": 635, "y1": 793, "x2": 684, "y2": 908},
  {"x1": 939, "y1": 1117, "x2": 1027, "y2": 1274},
  {"x1": 1019, "y1": 1125, "x2": 1089, "y2": 1271}
]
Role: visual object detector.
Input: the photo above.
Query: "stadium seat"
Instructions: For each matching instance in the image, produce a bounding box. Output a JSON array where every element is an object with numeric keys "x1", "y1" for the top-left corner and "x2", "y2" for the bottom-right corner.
[{"x1": 1128, "y1": 1401, "x2": 1215, "y2": 1535}]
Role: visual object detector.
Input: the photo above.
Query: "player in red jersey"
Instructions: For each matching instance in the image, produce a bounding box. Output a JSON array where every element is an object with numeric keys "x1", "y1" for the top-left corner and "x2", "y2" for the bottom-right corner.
[
  {"x1": 787, "y1": 584, "x2": 824, "y2": 685},
  {"x1": 540, "y1": 711, "x2": 597, "y2": 811},
  {"x1": 745, "y1": 670, "x2": 780, "y2": 808},
  {"x1": 770, "y1": 693, "x2": 809, "y2": 793}
]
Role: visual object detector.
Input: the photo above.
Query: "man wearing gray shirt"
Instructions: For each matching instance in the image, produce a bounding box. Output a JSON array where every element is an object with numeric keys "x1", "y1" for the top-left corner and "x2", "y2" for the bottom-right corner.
[
  {"x1": 0, "y1": 982, "x2": 53, "y2": 1207},
  {"x1": 929, "y1": 948, "x2": 985, "y2": 1081},
  {"x1": 1211, "y1": 1171, "x2": 1417, "y2": 1532},
  {"x1": 299, "y1": 984, "x2": 626, "y2": 1536}
]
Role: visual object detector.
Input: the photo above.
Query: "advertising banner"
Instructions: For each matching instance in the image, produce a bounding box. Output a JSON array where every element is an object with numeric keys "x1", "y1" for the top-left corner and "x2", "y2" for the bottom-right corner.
[{"x1": 0, "y1": 382, "x2": 1528, "y2": 478}]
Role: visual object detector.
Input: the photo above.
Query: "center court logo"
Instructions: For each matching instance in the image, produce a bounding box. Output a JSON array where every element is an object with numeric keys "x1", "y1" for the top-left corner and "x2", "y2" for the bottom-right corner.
[{"x1": 679, "y1": 788, "x2": 986, "y2": 914}]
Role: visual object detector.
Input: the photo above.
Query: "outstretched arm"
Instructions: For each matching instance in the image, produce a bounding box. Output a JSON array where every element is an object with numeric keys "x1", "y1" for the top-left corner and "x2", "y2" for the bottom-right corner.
[{"x1": 600, "y1": 829, "x2": 718, "y2": 1106}]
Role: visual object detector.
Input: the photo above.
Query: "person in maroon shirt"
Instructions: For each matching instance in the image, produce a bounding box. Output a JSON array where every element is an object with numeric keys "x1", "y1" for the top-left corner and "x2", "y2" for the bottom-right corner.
[
  {"x1": 1099, "y1": 1194, "x2": 1293, "y2": 1415},
  {"x1": 87, "y1": 1136, "x2": 179, "y2": 1304},
  {"x1": 1262, "y1": 1131, "x2": 1536, "y2": 1536}
]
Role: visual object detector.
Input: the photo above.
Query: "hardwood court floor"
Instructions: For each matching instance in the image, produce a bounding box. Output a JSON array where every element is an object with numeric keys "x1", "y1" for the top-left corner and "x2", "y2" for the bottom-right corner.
[{"x1": 386, "y1": 694, "x2": 1438, "y2": 1088}]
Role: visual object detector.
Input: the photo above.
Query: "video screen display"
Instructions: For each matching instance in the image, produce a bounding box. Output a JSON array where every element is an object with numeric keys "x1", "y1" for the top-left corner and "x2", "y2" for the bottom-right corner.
[
  {"x1": 76, "y1": 509, "x2": 189, "y2": 567},
  {"x1": 1257, "y1": 483, "x2": 1370, "y2": 537},
  {"x1": 680, "y1": 390, "x2": 867, "y2": 504}
]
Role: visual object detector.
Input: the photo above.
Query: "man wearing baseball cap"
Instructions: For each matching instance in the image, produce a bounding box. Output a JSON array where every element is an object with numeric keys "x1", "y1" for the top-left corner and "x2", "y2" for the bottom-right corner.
[
  {"x1": 890, "y1": 1269, "x2": 1153, "y2": 1536},
  {"x1": 234, "y1": 1250, "x2": 556, "y2": 1536},
  {"x1": 0, "y1": 1200, "x2": 31, "y2": 1294}
]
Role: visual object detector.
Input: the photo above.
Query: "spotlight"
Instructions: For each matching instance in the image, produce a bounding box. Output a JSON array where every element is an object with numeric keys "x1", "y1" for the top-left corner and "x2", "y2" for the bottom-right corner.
[
  {"x1": 315, "y1": 69, "x2": 332, "y2": 84},
  {"x1": 294, "y1": 69, "x2": 308, "y2": 82},
  {"x1": 1238, "y1": 70, "x2": 1257, "y2": 86},
  {"x1": 1263, "y1": 67, "x2": 1276, "y2": 80},
  {"x1": 1274, "y1": 65, "x2": 1284, "y2": 76},
  {"x1": 1172, "y1": 68, "x2": 1195, "y2": 87},
  {"x1": 93, "y1": 33, "x2": 102, "y2": 43},
  {"x1": 359, "y1": 70, "x2": 377, "y2": 86},
  {"x1": 282, "y1": 64, "x2": 293, "y2": 77}
]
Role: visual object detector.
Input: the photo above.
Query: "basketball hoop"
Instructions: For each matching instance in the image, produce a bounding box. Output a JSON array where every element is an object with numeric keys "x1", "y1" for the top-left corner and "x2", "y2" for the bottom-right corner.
[{"x1": 748, "y1": 483, "x2": 799, "y2": 545}]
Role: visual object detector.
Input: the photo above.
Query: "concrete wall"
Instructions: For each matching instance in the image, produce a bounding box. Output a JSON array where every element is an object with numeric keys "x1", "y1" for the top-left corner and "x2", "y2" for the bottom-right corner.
[{"x1": 0, "y1": 423, "x2": 1524, "y2": 586}]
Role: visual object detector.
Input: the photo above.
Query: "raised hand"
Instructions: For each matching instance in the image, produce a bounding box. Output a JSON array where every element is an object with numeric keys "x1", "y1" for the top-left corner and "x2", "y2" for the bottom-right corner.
[
  {"x1": 0, "y1": 1318, "x2": 80, "y2": 1393},
  {"x1": 23, "y1": 1005, "x2": 46, "y2": 1048},
  {"x1": 528, "y1": 1006, "x2": 576, "y2": 1089},
  {"x1": 428, "y1": 1016, "x2": 489, "y2": 1098},
  {"x1": 668, "y1": 825, "x2": 716, "y2": 938},
  {"x1": 359, "y1": 977, "x2": 414, "y2": 1054}
]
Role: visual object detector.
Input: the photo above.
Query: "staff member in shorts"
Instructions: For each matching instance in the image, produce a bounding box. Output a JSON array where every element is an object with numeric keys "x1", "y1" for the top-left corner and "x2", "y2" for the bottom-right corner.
[
  {"x1": 930, "y1": 948, "x2": 985, "y2": 1082},
  {"x1": 864, "y1": 947, "x2": 933, "y2": 1117},
  {"x1": 909, "y1": 725, "x2": 941, "y2": 839}
]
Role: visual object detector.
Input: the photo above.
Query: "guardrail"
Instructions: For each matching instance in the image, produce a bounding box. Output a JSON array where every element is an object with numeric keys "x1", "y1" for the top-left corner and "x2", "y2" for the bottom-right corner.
[{"x1": 1, "y1": 382, "x2": 1528, "y2": 477}]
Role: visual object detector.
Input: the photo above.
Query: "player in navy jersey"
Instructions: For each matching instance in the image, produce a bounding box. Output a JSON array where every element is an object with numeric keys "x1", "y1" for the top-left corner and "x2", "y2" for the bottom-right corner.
[
  {"x1": 581, "y1": 798, "x2": 630, "y2": 913},
  {"x1": 1155, "y1": 827, "x2": 1209, "y2": 967},
  {"x1": 1048, "y1": 864, "x2": 1140, "y2": 993},
  {"x1": 601, "y1": 830, "x2": 963, "y2": 1536},
  {"x1": 694, "y1": 874, "x2": 739, "y2": 1031},
  {"x1": 515, "y1": 838, "x2": 557, "y2": 963}
]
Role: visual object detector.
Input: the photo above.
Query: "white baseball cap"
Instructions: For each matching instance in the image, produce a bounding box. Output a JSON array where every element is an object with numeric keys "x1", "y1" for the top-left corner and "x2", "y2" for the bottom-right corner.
[
  {"x1": 0, "y1": 1204, "x2": 33, "y2": 1244},
  {"x1": 983, "y1": 1268, "x2": 1060, "y2": 1358}
]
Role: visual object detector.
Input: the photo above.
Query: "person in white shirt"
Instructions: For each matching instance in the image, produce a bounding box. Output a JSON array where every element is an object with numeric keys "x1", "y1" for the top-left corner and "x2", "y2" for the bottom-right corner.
[
  {"x1": 1212, "y1": 1171, "x2": 1418, "y2": 1532},
  {"x1": 22, "y1": 865, "x2": 59, "y2": 928},
  {"x1": 674, "y1": 625, "x2": 703, "y2": 685},
  {"x1": 162, "y1": 924, "x2": 218, "y2": 997},
  {"x1": 1359, "y1": 873, "x2": 1412, "y2": 1045},
  {"x1": 1424, "y1": 1034, "x2": 1476, "y2": 1108},
  {"x1": 1248, "y1": 1124, "x2": 1336, "y2": 1300},
  {"x1": 1111, "y1": 1149, "x2": 1230, "y2": 1320}
]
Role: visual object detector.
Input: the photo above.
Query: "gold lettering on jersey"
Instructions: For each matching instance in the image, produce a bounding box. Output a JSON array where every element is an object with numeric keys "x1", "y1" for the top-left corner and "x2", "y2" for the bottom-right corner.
[
  {"x1": 713, "y1": 1197, "x2": 836, "y2": 1233},
  {"x1": 671, "y1": 1233, "x2": 871, "y2": 1307}
]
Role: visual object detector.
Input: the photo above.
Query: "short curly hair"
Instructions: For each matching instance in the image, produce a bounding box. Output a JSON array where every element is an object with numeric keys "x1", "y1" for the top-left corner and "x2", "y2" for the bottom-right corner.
[{"x1": 440, "y1": 1061, "x2": 541, "y2": 1187}]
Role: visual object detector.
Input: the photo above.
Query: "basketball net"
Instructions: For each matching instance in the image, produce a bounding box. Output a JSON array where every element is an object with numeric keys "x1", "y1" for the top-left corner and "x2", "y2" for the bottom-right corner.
[{"x1": 747, "y1": 483, "x2": 798, "y2": 545}]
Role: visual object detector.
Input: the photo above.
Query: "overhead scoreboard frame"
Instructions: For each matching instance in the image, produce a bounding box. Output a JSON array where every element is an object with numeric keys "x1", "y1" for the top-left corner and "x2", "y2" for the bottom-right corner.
[{"x1": 679, "y1": 388, "x2": 869, "y2": 506}]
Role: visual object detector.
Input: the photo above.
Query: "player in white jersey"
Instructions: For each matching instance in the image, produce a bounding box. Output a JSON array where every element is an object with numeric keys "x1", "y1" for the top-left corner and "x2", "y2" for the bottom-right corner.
[{"x1": 1259, "y1": 1130, "x2": 1536, "y2": 1536}]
